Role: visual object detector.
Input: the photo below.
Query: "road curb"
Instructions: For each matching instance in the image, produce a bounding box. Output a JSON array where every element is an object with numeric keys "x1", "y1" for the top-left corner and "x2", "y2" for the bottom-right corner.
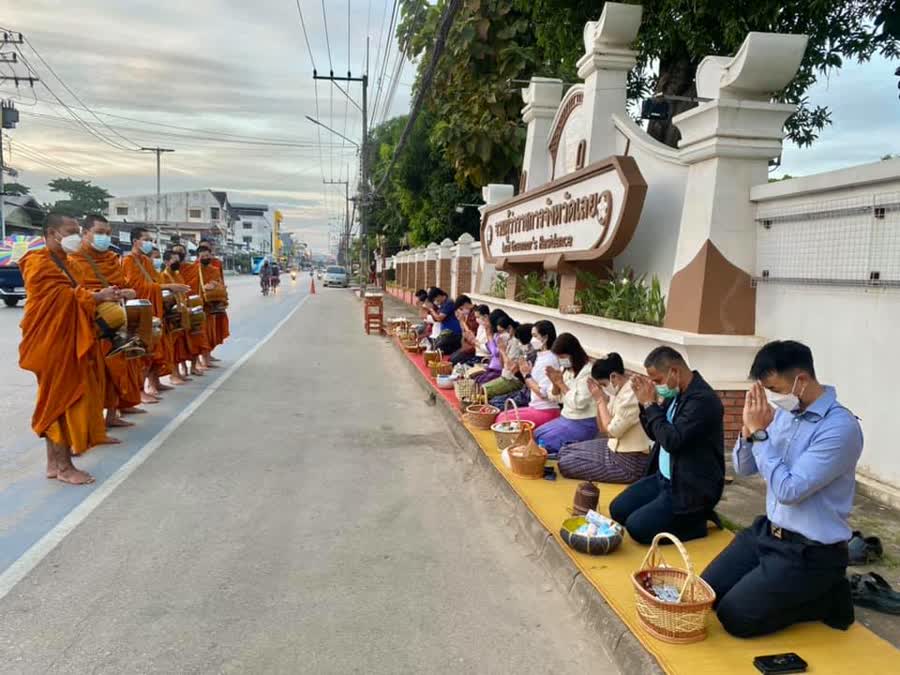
[{"x1": 396, "y1": 350, "x2": 664, "y2": 675}]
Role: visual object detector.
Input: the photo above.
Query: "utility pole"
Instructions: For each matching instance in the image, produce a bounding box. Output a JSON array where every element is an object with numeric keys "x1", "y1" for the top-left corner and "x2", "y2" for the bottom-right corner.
[
  {"x1": 1, "y1": 32, "x2": 36, "y2": 240},
  {"x1": 313, "y1": 60, "x2": 368, "y2": 293},
  {"x1": 1, "y1": 100, "x2": 23, "y2": 240},
  {"x1": 140, "y1": 147, "x2": 174, "y2": 248},
  {"x1": 324, "y1": 179, "x2": 350, "y2": 266}
]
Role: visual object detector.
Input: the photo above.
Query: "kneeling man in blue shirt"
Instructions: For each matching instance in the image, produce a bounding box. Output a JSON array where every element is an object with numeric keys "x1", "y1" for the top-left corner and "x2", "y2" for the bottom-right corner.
[{"x1": 702, "y1": 340, "x2": 863, "y2": 638}]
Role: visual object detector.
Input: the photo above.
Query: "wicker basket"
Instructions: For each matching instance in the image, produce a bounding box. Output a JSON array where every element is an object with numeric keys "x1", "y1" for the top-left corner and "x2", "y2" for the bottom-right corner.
[
  {"x1": 631, "y1": 532, "x2": 716, "y2": 644},
  {"x1": 454, "y1": 377, "x2": 478, "y2": 402},
  {"x1": 490, "y1": 399, "x2": 535, "y2": 451},
  {"x1": 507, "y1": 429, "x2": 547, "y2": 479},
  {"x1": 423, "y1": 348, "x2": 442, "y2": 367},
  {"x1": 429, "y1": 359, "x2": 453, "y2": 377},
  {"x1": 465, "y1": 396, "x2": 500, "y2": 430}
]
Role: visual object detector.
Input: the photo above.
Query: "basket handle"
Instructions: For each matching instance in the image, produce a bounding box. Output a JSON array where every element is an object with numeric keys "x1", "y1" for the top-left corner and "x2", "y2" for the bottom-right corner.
[
  {"x1": 639, "y1": 532, "x2": 699, "y2": 603},
  {"x1": 503, "y1": 397, "x2": 521, "y2": 422},
  {"x1": 437, "y1": 349, "x2": 443, "y2": 360}
]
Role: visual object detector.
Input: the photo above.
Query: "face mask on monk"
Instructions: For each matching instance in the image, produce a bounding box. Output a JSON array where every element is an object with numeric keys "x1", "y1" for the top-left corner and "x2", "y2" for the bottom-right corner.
[
  {"x1": 140, "y1": 240, "x2": 154, "y2": 255},
  {"x1": 90, "y1": 234, "x2": 111, "y2": 252},
  {"x1": 60, "y1": 233, "x2": 82, "y2": 254},
  {"x1": 152, "y1": 259, "x2": 163, "y2": 271}
]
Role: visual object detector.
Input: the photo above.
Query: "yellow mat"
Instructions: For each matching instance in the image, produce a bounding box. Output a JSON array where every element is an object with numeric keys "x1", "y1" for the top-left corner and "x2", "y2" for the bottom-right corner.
[{"x1": 464, "y1": 425, "x2": 898, "y2": 674}]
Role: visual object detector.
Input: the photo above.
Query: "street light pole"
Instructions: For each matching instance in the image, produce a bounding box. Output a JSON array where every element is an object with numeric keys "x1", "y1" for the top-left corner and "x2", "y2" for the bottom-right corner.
[{"x1": 141, "y1": 147, "x2": 174, "y2": 248}]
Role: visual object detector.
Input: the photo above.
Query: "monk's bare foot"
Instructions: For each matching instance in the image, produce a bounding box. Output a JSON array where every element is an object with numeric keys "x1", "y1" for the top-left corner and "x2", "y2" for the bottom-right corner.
[
  {"x1": 204, "y1": 361, "x2": 220, "y2": 369},
  {"x1": 98, "y1": 436, "x2": 122, "y2": 445},
  {"x1": 46, "y1": 460, "x2": 58, "y2": 479},
  {"x1": 208, "y1": 354, "x2": 221, "y2": 362},
  {"x1": 191, "y1": 364, "x2": 205, "y2": 376},
  {"x1": 141, "y1": 392, "x2": 160, "y2": 404},
  {"x1": 56, "y1": 467, "x2": 95, "y2": 485},
  {"x1": 156, "y1": 382, "x2": 174, "y2": 391},
  {"x1": 107, "y1": 417, "x2": 135, "y2": 428},
  {"x1": 120, "y1": 407, "x2": 147, "y2": 415}
]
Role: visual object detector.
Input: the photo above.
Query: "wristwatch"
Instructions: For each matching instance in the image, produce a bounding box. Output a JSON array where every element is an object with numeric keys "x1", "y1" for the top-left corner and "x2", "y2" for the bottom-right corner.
[{"x1": 747, "y1": 429, "x2": 769, "y2": 443}]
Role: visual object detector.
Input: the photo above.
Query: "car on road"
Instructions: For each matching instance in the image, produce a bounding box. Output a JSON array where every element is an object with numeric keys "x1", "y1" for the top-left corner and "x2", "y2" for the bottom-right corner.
[
  {"x1": 0, "y1": 264, "x2": 25, "y2": 307},
  {"x1": 323, "y1": 265, "x2": 349, "y2": 288}
]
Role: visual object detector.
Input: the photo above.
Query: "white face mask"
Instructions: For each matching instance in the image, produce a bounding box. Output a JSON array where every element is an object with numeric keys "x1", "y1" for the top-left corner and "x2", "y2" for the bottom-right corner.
[
  {"x1": 603, "y1": 383, "x2": 618, "y2": 399},
  {"x1": 60, "y1": 233, "x2": 82, "y2": 254},
  {"x1": 558, "y1": 357, "x2": 572, "y2": 369},
  {"x1": 530, "y1": 337, "x2": 544, "y2": 351},
  {"x1": 765, "y1": 376, "x2": 802, "y2": 413}
]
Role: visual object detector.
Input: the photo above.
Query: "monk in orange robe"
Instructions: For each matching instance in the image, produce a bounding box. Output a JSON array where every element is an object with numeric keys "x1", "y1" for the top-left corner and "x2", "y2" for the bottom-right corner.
[
  {"x1": 160, "y1": 249, "x2": 199, "y2": 380},
  {"x1": 68, "y1": 214, "x2": 144, "y2": 430},
  {"x1": 182, "y1": 244, "x2": 229, "y2": 368},
  {"x1": 19, "y1": 214, "x2": 123, "y2": 484},
  {"x1": 170, "y1": 243, "x2": 207, "y2": 376},
  {"x1": 195, "y1": 240, "x2": 228, "y2": 364},
  {"x1": 122, "y1": 227, "x2": 190, "y2": 398}
]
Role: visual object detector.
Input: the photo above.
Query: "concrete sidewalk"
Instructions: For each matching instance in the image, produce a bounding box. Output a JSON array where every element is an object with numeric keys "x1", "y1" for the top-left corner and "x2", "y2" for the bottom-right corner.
[{"x1": 0, "y1": 289, "x2": 617, "y2": 674}]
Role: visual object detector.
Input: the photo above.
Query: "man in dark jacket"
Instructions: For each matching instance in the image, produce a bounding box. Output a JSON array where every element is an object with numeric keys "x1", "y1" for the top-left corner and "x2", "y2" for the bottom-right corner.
[{"x1": 609, "y1": 346, "x2": 725, "y2": 544}]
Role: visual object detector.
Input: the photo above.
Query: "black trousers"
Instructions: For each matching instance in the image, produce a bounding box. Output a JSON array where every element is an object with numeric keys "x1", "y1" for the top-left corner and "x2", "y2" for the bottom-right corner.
[
  {"x1": 701, "y1": 515, "x2": 851, "y2": 638},
  {"x1": 608, "y1": 474, "x2": 709, "y2": 546}
]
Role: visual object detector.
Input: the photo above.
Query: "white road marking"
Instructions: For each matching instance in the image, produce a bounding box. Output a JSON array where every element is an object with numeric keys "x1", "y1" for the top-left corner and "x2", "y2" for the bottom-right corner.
[{"x1": 0, "y1": 293, "x2": 311, "y2": 602}]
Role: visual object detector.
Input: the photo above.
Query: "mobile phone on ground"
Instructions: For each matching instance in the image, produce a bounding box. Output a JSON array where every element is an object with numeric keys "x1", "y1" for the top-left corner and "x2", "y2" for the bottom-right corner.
[{"x1": 753, "y1": 653, "x2": 808, "y2": 674}]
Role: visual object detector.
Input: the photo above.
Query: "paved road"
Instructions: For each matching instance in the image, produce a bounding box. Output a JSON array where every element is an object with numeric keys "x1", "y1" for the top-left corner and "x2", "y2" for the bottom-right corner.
[
  {"x1": 0, "y1": 287, "x2": 617, "y2": 674},
  {"x1": 0, "y1": 274, "x2": 307, "y2": 570}
]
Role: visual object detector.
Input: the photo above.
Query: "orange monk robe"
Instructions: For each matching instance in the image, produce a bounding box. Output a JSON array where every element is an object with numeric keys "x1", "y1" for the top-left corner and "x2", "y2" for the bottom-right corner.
[
  {"x1": 68, "y1": 248, "x2": 143, "y2": 410},
  {"x1": 202, "y1": 262, "x2": 230, "y2": 348},
  {"x1": 18, "y1": 249, "x2": 106, "y2": 454},
  {"x1": 181, "y1": 261, "x2": 227, "y2": 350},
  {"x1": 179, "y1": 261, "x2": 210, "y2": 353},
  {"x1": 122, "y1": 253, "x2": 174, "y2": 377},
  {"x1": 160, "y1": 269, "x2": 198, "y2": 363}
]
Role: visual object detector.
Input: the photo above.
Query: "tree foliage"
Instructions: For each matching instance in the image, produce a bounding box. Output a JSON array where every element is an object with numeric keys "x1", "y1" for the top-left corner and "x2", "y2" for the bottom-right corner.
[
  {"x1": 3, "y1": 182, "x2": 30, "y2": 197},
  {"x1": 46, "y1": 178, "x2": 112, "y2": 218},
  {"x1": 398, "y1": 0, "x2": 900, "y2": 180},
  {"x1": 368, "y1": 111, "x2": 482, "y2": 248}
]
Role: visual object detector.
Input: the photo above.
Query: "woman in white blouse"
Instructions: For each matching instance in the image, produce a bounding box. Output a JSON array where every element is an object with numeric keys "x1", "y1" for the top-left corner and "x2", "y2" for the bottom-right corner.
[
  {"x1": 558, "y1": 353, "x2": 651, "y2": 483},
  {"x1": 532, "y1": 333, "x2": 597, "y2": 453},
  {"x1": 494, "y1": 320, "x2": 561, "y2": 428}
]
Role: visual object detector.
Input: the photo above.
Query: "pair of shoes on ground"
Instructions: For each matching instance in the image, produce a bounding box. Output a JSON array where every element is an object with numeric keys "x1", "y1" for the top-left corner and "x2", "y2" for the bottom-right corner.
[
  {"x1": 849, "y1": 572, "x2": 900, "y2": 616},
  {"x1": 849, "y1": 530, "x2": 884, "y2": 565}
]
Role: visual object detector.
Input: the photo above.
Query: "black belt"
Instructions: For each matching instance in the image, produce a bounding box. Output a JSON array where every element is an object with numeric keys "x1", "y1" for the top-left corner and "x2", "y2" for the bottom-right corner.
[{"x1": 768, "y1": 522, "x2": 847, "y2": 550}]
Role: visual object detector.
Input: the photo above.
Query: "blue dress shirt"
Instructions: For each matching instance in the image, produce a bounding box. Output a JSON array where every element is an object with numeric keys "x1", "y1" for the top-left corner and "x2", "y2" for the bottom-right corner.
[
  {"x1": 658, "y1": 397, "x2": 678, "y2": 479},
  {"x1": 733, "y1": 386, "x2": 863, "y2": 545}
]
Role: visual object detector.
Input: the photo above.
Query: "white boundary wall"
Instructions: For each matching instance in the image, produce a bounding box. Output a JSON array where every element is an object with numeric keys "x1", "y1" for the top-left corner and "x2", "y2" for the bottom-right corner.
[{"x1": 751, "y1": 158, "x2": 900, "y2": 490}]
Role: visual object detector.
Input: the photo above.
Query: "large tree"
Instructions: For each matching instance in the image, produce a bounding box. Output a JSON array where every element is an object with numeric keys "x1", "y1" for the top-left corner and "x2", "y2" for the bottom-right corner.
[
  {"x1": 3, "y1": 182, "x2": 31, "y2": 197},
  {"x1": 368, "y1": 111, "x2": 482, "y2": 248},
  {"x1": 398, "y1": 0, "x2": 899, "y2": 184},
  {"x1": 46, "y1": 178, "x2": 113, "y2": 218}
]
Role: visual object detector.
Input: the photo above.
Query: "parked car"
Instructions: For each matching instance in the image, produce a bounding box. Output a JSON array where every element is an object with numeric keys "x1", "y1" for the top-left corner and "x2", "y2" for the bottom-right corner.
[
  {"x1": 0, "y1": 264, "x2": 25, "y2": 307},
  {"x1": 323, "y1": 265, "x2": 349, "y2": 288}
]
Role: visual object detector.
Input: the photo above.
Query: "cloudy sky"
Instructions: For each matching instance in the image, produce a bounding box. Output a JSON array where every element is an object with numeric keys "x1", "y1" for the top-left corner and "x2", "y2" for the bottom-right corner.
[
  {"x1": 2, "y1": 0, "x2": 412, "y2": 253},
  {"x1": 1, "y1": 2, "x2": 897, "y2": 253}
]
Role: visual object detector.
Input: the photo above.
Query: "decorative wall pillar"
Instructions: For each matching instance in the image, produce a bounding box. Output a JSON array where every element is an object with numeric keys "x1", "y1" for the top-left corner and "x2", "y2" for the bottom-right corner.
[
  {"x1": 425, "y1": 242, "x2": 440, "y2": 290},
  {"x1": 454, "y1": 233, "x2": 474, "y2": 296},
  {"x1": 521, "y1": 78, "x2": 564, "y2": 192},
  {"x1": 665, "y1": 32, "x2": 808, "y2": 335},
  {"x1": 415, "y1": 248, "x2": 426, "y2": 291},
  {"x1": 438, "y1": 238, "x2": 453, "y2": 295},
  {"x1": 577, "y1": 3, "x2": 642, "y2": 164}
]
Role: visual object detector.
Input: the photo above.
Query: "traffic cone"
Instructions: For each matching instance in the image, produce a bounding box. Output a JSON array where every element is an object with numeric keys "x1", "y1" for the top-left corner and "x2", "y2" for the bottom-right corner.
[{"x1": 310, "y1": 277, "x2": 316, "y2": 295}]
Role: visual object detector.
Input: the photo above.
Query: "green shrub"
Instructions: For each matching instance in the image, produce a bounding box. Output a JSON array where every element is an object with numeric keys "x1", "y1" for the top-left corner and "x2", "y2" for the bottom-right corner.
[
  {"x1": 516, "y1": 272, "x2": 560, "y2": 308},
  {"x1": 489, "y1": 273, "x2": 508, "y2": 299},
  {"x1": 576, "y1": 268, "x2": 666, "y2": 327}
]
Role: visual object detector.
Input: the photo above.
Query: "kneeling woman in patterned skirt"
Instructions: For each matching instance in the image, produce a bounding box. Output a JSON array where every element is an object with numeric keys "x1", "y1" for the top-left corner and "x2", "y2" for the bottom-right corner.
[{"x1": 558, "y1": 353, "x2": 651, "y2": 483}]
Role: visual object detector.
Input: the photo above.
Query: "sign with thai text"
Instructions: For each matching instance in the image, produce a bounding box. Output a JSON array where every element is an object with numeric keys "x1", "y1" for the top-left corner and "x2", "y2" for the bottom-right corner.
[{"x1": 481, "y1": 156, "x2": 646, "y2": 267}]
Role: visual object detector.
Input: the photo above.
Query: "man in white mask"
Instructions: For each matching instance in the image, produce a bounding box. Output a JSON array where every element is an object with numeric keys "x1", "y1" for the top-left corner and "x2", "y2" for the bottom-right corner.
[{"x1": 702, "y1": 340, "x2": 863, "y2": 638}]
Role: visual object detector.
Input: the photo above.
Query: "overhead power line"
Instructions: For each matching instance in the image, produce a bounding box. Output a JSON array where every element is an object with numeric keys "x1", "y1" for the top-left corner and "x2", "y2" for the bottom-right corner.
[{"x1": 374, "y1": 0, "x2": 462, "y2": 195}]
